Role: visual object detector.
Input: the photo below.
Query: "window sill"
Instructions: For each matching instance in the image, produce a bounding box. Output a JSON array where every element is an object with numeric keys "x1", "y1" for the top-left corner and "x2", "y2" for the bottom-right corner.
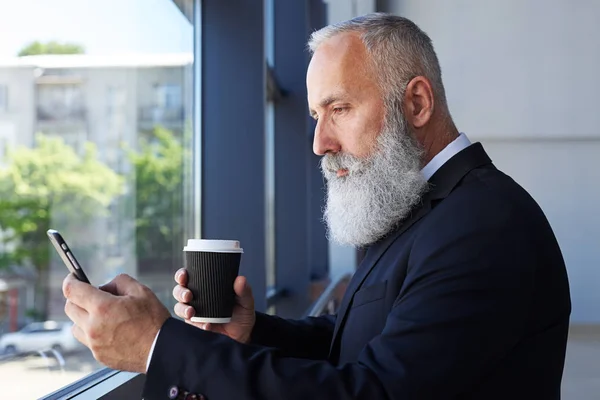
[{"x1": 40, "y1": 367, "x2": 145, "y2": 400}]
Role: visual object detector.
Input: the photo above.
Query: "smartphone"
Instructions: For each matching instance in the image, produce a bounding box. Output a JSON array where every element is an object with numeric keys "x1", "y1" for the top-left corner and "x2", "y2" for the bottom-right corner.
[{"x1": 47, "y1": 229, "x2": 91, "y2": 284}]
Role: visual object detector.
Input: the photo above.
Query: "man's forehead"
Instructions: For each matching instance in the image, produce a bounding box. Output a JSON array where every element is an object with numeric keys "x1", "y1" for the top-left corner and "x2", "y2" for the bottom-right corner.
[
  {"x1": 317, "y1": 31, "x2": 366, "y2": 57},
  {"x1": 306, "y1": 32, "x2": 371, "y2": 104},
  {"x1": 308, "y1": 32, "x2": 367, "y2": 76}
]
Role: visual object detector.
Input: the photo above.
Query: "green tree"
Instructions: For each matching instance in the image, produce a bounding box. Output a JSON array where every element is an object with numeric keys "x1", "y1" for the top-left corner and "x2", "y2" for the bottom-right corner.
[
  {"x1": 0, "y1": 134, "x2": 123, "y2": 318},
  {"x1": 18, "y1": 41, "x2": 85, "y2": 57},
  {"x1": 127, "y1": 126, "x2": 185, "y2": 273}
]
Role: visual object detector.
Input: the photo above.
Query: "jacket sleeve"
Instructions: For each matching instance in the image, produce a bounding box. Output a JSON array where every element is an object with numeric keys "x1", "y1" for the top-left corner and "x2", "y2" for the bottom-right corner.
[
  {"x1": 249, "y1": 312, "x2": 336, "y2": 359},
  {"x1": 143, "y1": 206, "x2": 546, "y2": 400}
]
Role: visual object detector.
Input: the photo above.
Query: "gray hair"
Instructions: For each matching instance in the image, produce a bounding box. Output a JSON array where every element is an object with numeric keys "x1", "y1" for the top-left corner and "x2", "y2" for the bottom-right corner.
[{"x1": 308, "y1": 13, "x2": 448, "y2": 114}]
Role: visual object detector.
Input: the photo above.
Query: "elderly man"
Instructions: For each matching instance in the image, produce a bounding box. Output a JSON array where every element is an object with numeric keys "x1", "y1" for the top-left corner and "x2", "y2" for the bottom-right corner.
[{"x1": 63, "y1": 13, "x2": 571, "y2": 399}]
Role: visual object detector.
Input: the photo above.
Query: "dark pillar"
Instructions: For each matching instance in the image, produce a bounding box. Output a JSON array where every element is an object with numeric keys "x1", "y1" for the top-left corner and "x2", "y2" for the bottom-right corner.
[
  {"x1": 271, "y1": 0, "x2": 329, "y2": 317},
  {"x1": 200, "y1": 0, "x2": 266, "y2": 311},
  {"x1": 307, "y1": 0, "x2": 329, "y2": 282}
]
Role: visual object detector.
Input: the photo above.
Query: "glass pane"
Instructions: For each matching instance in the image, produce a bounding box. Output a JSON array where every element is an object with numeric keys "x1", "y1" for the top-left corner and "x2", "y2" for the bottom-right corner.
[{"x1": 0, "y1": 0, "x2": 193, "y2": 398}]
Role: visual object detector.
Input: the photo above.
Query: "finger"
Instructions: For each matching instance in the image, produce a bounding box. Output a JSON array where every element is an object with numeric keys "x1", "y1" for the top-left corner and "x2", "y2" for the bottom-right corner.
[
  {"x1": 234, "y1": 276, "x2": 254, "y2": 310},
  {"x1": 174, "y1": 268, "x2": 188, "y2": 286},
  {"x1": 185, "y1": 319, "x2": 202, "y2": 328},
  {"x1": 71, "y1": 324, "x2": 88, "y2": 347},
  {"x1": 63, "y1": 273, "x2": 109, "y2": 310},
  {"x1": 99, "y1": 273, "x2": 140, "y2": 296},
  {"x1": 64, "y1": 299, "x2": 89, "y2": 326},
  {"x1": 184, "y1": 320, "x2": 210, "y2": 331},
  {"x1": 172, "y1": 285, "x2": 192, "y2": 303},
  {"x1": 174, "y1": 302, "x2": 195, "y2": 320}
]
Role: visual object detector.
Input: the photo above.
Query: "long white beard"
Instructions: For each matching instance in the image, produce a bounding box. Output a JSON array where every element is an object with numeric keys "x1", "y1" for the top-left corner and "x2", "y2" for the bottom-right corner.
[{"x1": 320, "y1": 116, "x2": 428, "y2": 247}]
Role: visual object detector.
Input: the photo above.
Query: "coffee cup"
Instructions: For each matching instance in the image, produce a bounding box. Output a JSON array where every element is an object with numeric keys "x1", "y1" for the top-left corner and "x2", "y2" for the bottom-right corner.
[{"x1": 183, "y1": 239, "x2": 243, "y2": 323}]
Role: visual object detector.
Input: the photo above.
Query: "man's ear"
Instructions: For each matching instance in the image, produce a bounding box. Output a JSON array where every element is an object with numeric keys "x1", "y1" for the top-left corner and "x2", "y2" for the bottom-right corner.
[{"x1": 403, "y1": 76, "x2": 434, "y2": 129}]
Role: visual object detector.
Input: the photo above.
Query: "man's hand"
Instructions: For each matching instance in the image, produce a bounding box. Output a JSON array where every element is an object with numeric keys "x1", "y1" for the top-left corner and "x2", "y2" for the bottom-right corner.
[
  {"x1": 172, "y1": 268, "x2": 256, "y2": 344},
  {"x1": 62, "y1": 273, "x2": 171, "y2": 373}
]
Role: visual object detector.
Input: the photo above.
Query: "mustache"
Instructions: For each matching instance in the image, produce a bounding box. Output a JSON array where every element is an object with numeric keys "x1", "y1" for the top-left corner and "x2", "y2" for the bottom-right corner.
[{"x1": 320, "y1": 152, "x2": 370, "y2": 178}]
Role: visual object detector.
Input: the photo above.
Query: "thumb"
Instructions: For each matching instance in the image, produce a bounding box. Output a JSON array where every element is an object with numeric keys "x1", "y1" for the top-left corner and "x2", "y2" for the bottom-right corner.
[
  {"x1": 234, "y1": 276, "x2": 254, "y2": 310},
  {"x1": 99, "y1": 273, "x2": 139, "y2": 296}
]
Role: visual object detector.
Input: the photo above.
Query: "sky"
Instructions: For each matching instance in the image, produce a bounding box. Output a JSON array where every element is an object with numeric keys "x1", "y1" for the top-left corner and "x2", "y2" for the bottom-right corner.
[{"x1": 0, "y1": 0, "x2": 193, "y2": 57}]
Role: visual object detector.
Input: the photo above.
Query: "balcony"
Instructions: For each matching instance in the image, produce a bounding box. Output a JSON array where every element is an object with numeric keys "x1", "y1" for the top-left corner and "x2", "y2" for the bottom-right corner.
[
  {"x1": 36, "y1": 107, "x2": 87, "y2": 132},
  {"x1": 137, "y1": 106, "x2": 184, "y2": 130}
]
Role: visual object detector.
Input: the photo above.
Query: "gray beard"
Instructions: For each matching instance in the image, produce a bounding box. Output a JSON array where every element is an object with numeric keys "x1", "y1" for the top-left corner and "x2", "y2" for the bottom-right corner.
[{"x1": 320, "y1": 115, "x2": 429, "y2": 247}]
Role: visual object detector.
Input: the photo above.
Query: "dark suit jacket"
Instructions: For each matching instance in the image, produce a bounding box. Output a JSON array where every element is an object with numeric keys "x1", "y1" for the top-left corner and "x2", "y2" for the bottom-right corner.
[{"x1": 143, "y1": 143, "x2": 571, "y2": 400}]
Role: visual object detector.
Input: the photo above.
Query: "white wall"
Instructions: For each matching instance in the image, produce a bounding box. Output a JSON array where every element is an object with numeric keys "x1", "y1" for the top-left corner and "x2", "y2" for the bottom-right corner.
[
  {"x1": 382, "y1": 0, "x2": 600, "y2": 140},
  {"x1": 380, "y1": 0, "x2": 600, "y2": 323}
]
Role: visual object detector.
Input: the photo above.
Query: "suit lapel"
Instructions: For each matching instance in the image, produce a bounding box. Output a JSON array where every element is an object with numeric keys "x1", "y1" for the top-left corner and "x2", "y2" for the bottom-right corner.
[
  {"x1": 328, "y1": 143, "x2": 492, "y2": 358},
  {"x1": 328, "y1": 197, "x2": 433, "y2": 357}
]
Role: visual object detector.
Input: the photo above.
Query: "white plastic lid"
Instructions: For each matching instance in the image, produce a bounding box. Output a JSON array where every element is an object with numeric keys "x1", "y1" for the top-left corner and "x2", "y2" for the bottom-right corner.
[{"x1": 183, "y1": 239, "x2": 243, "y2": 253}]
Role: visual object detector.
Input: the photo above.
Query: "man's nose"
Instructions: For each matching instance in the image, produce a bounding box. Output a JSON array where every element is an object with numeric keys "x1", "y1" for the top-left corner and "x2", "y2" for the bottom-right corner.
[{"x1": 312, "y1": 120, "x2": 340, "y2": 156}]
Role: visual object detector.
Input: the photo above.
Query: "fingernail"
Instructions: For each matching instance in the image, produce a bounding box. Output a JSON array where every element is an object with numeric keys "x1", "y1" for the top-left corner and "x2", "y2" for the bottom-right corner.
[{"x1": 175, "y1": 270, "x2": 182, "y2": 280}]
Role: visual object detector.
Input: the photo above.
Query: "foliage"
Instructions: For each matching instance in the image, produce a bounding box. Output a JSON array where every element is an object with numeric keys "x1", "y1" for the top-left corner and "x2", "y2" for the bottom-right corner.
[
  {"x1": 0, "y1": 126, "x2": 185, "y2": 316},
  {"x1": 17, "y1": 41, "x2": 85, "y2": 57},
  {"x1": 127, "y1": 126, "x2": 185, "y2": 265},
  {"x1": 0, "y1": 135, "x2": 123, "y2": 316}
]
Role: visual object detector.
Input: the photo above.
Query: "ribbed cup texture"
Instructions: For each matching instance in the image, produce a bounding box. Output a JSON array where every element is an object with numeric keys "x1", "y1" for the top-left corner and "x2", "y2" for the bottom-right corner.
[{"x1": 184, "y1": 251, "x2": 241, "y2": 319}]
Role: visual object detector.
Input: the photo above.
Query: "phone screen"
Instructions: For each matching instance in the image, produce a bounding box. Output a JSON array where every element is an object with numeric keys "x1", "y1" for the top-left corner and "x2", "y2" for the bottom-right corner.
[{"x1": 47, "y1": 229, "x2": 91, "y2": 284}]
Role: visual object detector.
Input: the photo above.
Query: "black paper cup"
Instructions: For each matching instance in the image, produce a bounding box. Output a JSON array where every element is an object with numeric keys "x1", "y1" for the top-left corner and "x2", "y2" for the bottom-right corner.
[{"x1": 183, "y1": 239, "x2": 243, "y2": 323}]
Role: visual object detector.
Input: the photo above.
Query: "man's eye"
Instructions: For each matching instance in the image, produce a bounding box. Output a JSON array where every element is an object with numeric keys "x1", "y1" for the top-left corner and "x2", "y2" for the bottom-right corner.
[{"x1": 333, "y1": 107, "x2": 346, "y2": 114}]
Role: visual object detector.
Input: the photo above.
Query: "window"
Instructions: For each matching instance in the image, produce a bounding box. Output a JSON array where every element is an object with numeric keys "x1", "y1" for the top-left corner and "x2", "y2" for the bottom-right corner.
[
  {"x1": 139, "y1": 83, "x2": 185, "y2": 129},
  {"x1": 0, "y1": 85, "x2": 7, "y2": 112},
  {"x1": 155, "y1": 83, "x2": 182, "y2": 109},
  {"x1": 37, "y1": 83, "x2": 85, "y2": 121},
  {"x1": 0, "y1": 1, "x2": 193, "y2": 398}
]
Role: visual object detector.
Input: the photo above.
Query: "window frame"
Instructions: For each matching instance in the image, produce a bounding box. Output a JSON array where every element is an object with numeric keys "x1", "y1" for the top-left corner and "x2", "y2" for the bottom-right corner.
[{"x1": 39, "y1": 368, "x2": 144, "y2": 400}]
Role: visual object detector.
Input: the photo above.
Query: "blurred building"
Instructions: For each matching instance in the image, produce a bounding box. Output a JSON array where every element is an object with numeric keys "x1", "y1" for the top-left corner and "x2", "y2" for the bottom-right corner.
[{"x1": 0, "y1": 53, "x2": 193, "y2": 323}]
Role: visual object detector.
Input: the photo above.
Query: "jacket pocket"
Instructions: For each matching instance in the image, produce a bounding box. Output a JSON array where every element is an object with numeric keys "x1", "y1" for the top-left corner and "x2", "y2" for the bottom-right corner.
[{"x1": 351, "y1": 280, "x2": 387, "y2": 308}]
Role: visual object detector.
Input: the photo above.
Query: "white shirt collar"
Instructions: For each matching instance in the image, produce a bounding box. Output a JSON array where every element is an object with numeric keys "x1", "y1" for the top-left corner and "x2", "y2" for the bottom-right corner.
[{"x1": 421, "y1": 132, "x2": 472, "y2": 181}]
